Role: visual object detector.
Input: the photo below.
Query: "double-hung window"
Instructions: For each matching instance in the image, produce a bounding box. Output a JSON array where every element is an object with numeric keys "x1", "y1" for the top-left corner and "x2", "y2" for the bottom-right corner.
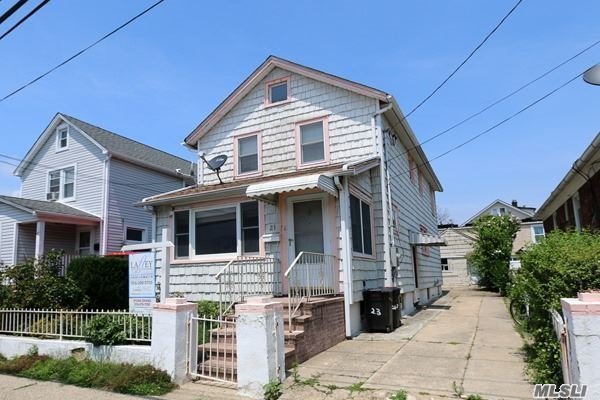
[
  {"x1": 265, "y1": 77, "x2": 290, "y2": 105},
  {"x1": 350, "y1": 194, "x2": 373, "y2": 256},
  {"x1": 173, "y1": 201, "x2": 260, "y2": 259},
  {"x1": 532, "y1": 225, "x2": 545, "y2": 243},
  {"x1": 47, "y1": 166, "x2": 75, "y2": 200},
  {"x1": 56, "y1": 127, "x2": 68, "y2": 150},
  {"x1": 236, "y1": 133, "x2": 261, "y2": 176},
  {"x1": 297, "y1": 118, "x2": 328, "y2": 167}
]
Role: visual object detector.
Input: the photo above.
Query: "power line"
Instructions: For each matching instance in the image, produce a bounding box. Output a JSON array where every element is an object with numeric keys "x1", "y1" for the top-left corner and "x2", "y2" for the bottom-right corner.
[
  {"x1": 385, "y1": 38, "x2": 600, "y2": 165},
  {"x1": 0, "y1": 0, "x2": 28, "y2": 26},
  {"x1": 402, "y1": 0, "x2": 524, "y2": 121},
  {"x1": 0, "y1": 0, "x2": 50, "y2": 42},
  {"x1": 389, "y1": 71, "x2": 582, "y2": 181},
  {"x1": 0, "y1": 0, "x2": 166, "y2": 103}
]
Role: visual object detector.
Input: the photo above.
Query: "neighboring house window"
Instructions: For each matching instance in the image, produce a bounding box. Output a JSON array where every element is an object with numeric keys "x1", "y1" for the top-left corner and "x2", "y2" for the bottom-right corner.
[
  {"x1": 235, "y1": 133, "x2": 261, "y2": 176},
  {"x1": 441, "y1": 258, "x2": 449, "y2": 271},
  {"x1": 265, "y1": 77, "x2": 290, "y2": 105},
  {"x1": 56, "y1": 127, "x2": 68, "y2": 150},
  {"x1": 174, "y1": 211, "x2": 190, "y2": 258},
  {"x1": 418, "y1": 172, "x2": 424, "y2": 194},
  {"x1": 125, "y1": 227, "x2": 144, "y2": 242},
  {"x1": 350, "y1": 194, "x2": 373, "y2": 256},
  {"x1": 420, "y1": 225, "x2": 430, "y2": 256},
  {"x1": 296, "y1": 117, "x2": 328, "y2": 167},
  {"x1": 532, "y1": 225, "x2": 545, "y2": 243},
  {"x1": 409, "y1": 157, "x2": 418, "y2": 185},
  {"x1": 174, "y1": 201, "x2": 260, "y2": 259},
  {"x1": 47, "y1": 166, "x2": 75, "y2": 200}
]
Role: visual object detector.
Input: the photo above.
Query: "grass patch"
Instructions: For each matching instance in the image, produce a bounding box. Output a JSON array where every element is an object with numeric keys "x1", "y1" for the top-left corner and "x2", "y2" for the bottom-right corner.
[
  {"x1": 0, "y1": 353, "x2": 176, "y2": 396},
  {"x1": 390, "y1": 389, "x2": 407, "y2": 400},
  {"x1": 347, "y1": 381, "x2": 366, "y2": 394}
]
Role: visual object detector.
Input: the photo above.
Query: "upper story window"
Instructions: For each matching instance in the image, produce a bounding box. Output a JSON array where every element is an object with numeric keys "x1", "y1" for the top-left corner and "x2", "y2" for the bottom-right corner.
[
  {"x1": 56, "y1": 127, "x2": 69, "y2": 151},
  {"x1": 532, "y1": 225, "x2": 545, "y2": 243},
  {"x1": 265, "y1": 77, "x2": 290, "y2": 105},
  {"x1": 173, "y1": 201, "x2": 260, "y2": 260},
  {"x1": 409, "y1": 157, "x2": 418, "y2": 185},
  {"x1": 418, "y1": 172, "x2": 425, "y2": 194},
  {"x1": 296, "y1": 117, "x2": 329, "y2": 168},
  {"x1": 47, "y1": 166, "x2": 75, "y2": 201},
  {"x1": 350, "y1": 193, "x2": 373, "y2": 256},
  {"x1": 235, "y1": 132, "x2": 261, "y2": 176}
]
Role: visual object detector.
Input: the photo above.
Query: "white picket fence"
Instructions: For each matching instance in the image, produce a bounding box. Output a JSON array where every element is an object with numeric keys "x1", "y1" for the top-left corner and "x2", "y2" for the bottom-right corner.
[{"x1": 0, "y1": 309, "x2": 152, "y2": 343}]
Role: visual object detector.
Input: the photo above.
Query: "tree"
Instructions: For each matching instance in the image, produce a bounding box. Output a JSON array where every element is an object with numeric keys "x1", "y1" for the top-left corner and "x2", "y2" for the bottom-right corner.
[
  {"x1": 468, "y1": 215, "x2": 519, "y2": 293},
  {"x1": 436, "y1": 207, "x2": 454, "y2": 225}
]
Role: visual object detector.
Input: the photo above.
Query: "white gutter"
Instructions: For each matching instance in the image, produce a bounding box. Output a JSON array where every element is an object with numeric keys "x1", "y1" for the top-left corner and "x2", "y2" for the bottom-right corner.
[
  {"x1": 375, "y1": 101, "x2": 394, "y2": 287},
  {"x1": 101, "y1": 156, "x2": 111, "y2": 255},
  {"x1": 334, "y1": 175, "x2": 353, "y2": 338}
]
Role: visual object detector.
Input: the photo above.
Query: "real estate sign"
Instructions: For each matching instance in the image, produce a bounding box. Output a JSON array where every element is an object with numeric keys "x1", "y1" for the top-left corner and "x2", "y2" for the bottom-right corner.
[{"x1": 128, "y1": 252, "x2": 156, "y2": 314}]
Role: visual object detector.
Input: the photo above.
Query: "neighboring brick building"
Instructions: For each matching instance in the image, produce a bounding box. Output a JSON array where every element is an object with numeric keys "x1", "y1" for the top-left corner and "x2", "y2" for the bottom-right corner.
[{"x1": 535, "y1": 132, "x2": 600, "y2": 232}]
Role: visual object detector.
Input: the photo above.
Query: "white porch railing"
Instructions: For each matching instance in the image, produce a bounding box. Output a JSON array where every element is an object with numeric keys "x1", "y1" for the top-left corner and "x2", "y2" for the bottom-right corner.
[
  {"x1": 0, "y1": 309, "x2": 152, "y2": 343},
  {"x1": 284, "y1": 251, "x2": 337, "y2": 330},
  {"x1": 57, "y1": 253, "x2": 82, "y2": 276},
  {"x1": 215, "y1": 256, "x2": 281, "y2": 317}
]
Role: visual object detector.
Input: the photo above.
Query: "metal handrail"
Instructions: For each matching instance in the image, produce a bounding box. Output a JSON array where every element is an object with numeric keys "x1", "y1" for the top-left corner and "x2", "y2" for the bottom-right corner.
[
  {"x1": 285, "y1": 251, "x2": 337, "y2": 331},
  {"x1": 216, "y1": 255, "x2": 281, "y2": 317}
]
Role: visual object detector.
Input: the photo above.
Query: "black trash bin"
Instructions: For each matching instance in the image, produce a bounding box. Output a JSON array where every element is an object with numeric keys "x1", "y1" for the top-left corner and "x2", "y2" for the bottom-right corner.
[
  {"x1": 391, "y1": 287, "x2": 402, "y2": 329},
  {"x1": 364, "y1": 288, "x2": 398, "y2": 333}
]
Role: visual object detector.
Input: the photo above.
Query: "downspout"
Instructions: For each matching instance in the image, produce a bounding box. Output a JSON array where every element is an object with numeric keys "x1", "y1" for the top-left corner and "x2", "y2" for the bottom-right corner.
[
  {"x1": 374, "y1": 102, "x2": 393, "y2": 287},
  {"x1": 101, "y1": 156, "x2": 111, "y2": 255},
  {"x1": 335, "y1": 175, "x2": 353, "y2": 338}
]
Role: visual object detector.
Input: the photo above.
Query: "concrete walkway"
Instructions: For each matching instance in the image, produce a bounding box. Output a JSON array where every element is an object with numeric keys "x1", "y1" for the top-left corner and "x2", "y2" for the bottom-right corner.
[{"x1": 285, "y1": 288, "x2": 533, "y2": 400}]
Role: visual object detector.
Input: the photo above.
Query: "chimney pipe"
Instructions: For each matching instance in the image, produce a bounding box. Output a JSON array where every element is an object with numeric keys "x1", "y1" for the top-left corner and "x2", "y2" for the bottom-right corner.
[{"x1": 512, "y1": 200, "x2": 518, "y2": 207}]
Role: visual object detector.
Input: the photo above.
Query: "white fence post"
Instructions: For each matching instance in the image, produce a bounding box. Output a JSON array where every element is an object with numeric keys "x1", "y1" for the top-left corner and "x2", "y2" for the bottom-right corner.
[
  {"x1": 561, "y1": 292, "x2": 600, "y2": 400},
  {"x1": 235, "y1": 296, "x2": 285, "y2": 399},
  {"x1": 151, "y1": 298, "x2": 197, "y2": 384}
]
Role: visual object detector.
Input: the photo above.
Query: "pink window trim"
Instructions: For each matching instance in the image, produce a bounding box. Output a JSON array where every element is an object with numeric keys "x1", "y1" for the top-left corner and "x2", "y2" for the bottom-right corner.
[
  {"x1": 233, "y1": 131, "x2": 263, "y2": 179},
  {"x1": 418, "y1": 171, "x2": 425, "y2": 195},
  {"x1": 409, "y1": 157, "x2": 418, "y2": 185},
  {"x1": 295, "y1": 115, "x2": 330, "y2": 170},
  {"x1": 264, "y1": 76, "x2": 291, "y2": 107}
]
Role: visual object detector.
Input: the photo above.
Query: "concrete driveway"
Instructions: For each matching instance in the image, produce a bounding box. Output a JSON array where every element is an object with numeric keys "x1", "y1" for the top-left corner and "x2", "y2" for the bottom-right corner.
[{"x1": 285, "y1": 288, "x2": 533, "y2": 400}]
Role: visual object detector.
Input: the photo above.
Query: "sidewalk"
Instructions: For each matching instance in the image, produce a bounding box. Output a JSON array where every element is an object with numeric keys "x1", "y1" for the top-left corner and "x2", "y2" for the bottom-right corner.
[{"x1": 283, "y1": 288, "x2": 532, "y2": 400}]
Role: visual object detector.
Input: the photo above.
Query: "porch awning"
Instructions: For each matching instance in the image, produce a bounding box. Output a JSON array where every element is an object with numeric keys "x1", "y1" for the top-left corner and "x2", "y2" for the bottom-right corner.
[
  {"x1": 409, "y1": 231, "x2": 446, "y2": 246},
  {"x1": 246, "y1": 174, "x2": 338, "y2": 203}
]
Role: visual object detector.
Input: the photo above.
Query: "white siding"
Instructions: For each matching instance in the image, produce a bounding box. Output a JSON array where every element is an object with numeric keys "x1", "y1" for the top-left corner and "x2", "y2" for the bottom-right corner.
[
  {"x1": 20, "y1": 122, "x2": 105, "y2": 217},
  {"x1": 17, "y1": 223, "x2": 35, "y2": 263},
  {"x1": 382, "y1": 116, "x2": 442, "y2": 304},
  {"x1": 440, "y1": 228, "x2": 475, "y2": 287},
  {"x1": 44, "y1": 223, "x2": 77, "y2": 254},
  {"x1": 0, "y1": 204, "x2": 34, "y2": 265},
  {"x1": 106, "y1": 159, "x2": 184, "y2": 253},
  {"x1": 197, "y1": 67, "x2": 378, "y2": 185}
]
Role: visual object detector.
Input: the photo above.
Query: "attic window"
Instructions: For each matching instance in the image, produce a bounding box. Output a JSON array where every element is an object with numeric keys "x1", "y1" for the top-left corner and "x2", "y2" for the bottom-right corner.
[
  {"x1": 265, "y1": 77, "x2": 290, "y2": 105},
  {"x1": 56, "y1": 127, "x2": 69, "y2": 150}
]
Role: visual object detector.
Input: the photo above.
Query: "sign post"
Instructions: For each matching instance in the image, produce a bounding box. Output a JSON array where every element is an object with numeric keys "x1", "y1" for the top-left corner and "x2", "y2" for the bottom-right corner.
[{"x1": 122, "y1": 228, "x2": 173, "y2": 307}]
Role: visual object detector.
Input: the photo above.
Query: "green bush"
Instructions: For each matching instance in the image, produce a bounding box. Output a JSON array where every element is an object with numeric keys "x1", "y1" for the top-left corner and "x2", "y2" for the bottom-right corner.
[
  {"x1": 509, "y1": 231, "x2": 600, "y2": 383},
  {"x1": 0, "y1": 251, "x2": 87, "y2": 309},
  {"x1": 68, "y1": 256, "x2": 128, "y2": 310},
  {"x1": 84, "y1": 315, "x2": 127, "y2": 346},
  {"x1": 468, "y1": 215, "x2": 519, "y2": 293},
  {"x1": 0, "y1": 354, "x2": 176, "y2": 395}
]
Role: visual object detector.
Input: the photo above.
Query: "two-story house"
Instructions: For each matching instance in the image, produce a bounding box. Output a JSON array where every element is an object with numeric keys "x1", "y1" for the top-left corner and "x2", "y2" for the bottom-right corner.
[
  {"x1": 0, "y1": 113, "x2": 194, "y2": 267},
  {"x1": 142, "y1": 56, "x2": 444, "y2": 337},
  {"x1": 439, "y1": 199, "x2": 545, "y2": 286}
]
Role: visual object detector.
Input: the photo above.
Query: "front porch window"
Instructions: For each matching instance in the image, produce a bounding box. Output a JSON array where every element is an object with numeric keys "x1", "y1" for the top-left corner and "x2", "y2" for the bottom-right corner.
[{"x1": 174, "y1": 201, "x2": 260, "y2": 260}]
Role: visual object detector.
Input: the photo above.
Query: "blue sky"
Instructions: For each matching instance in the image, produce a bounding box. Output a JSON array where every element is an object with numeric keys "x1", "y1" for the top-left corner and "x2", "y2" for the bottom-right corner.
[{"x1": 0, "y1": 0, "x2": 598, "y2": 223}]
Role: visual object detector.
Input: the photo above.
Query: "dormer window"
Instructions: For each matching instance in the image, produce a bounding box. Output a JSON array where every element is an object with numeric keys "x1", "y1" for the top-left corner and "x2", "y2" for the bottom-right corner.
[
  {"x1": 265, "y1": 77, "x2": 290, "y2": 106},
  {"x1": 234, "y1": 132, "x2": 262, "y2": 177},
  {"x1": 56, "y1": 127, "x2": 69, "y2": 151}
]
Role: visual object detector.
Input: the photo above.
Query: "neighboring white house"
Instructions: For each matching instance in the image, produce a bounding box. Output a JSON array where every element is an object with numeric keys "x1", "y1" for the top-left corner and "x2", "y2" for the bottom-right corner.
[
  {"x1": 0, "y1": 113, "x2": 194, "y2": 266},
  {"x1": 439, "y1": 199, "x2": 545, "y2": 286},
  {"x1": 141, "y1": 56, "x2": 445, "y2": 337}
]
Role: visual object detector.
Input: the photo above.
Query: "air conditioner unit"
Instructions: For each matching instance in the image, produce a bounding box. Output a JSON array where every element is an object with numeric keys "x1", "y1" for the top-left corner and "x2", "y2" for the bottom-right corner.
[{"x1": 46, "y1": 192, "x2": 59, "y2": 201}]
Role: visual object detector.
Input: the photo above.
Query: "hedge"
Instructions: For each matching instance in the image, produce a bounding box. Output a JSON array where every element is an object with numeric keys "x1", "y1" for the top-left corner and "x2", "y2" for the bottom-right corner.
[{"x1": 68, "y1": 256, "x2": 128, "y2": 310}]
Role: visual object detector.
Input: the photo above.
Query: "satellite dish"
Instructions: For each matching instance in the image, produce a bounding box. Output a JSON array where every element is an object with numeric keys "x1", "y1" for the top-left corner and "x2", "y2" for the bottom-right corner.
[
  {"x1": 583, "y1": 64, "x2": 600, "y2": 86},
  {"x1": 200, "y1": 154, "x2": 227, "y2": 184}
]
